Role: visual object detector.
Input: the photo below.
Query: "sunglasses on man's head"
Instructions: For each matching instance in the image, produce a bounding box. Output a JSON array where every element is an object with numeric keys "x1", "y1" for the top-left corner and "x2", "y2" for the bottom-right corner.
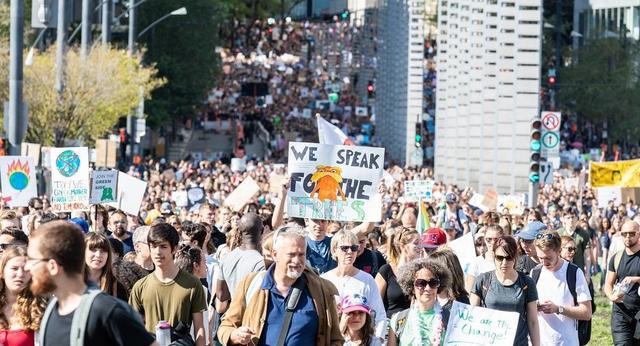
[
  {"x1": 414, "y1": 278, "x2": 440, "y2": 289},
  {"x1": 339, "y1": 245, "x2": 359, "y2": 253},
  {"x1": 535, "y1": 233, "x2": 554, "y2": 240}
]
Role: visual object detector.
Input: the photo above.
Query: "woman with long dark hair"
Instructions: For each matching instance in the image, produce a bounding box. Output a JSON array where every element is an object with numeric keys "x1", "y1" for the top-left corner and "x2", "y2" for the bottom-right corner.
[{"x1": 84, "y1": 232, "x2": 127, "y2": 301}]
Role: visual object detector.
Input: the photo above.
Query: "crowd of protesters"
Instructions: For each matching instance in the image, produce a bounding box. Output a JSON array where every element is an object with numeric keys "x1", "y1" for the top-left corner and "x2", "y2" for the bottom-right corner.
[{"x1": 0, "y1": 157, "x2": 639, "y2": 345}]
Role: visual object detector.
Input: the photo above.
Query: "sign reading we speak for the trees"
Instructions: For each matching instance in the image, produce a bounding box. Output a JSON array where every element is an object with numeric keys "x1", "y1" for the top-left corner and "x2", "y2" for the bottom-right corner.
[{"x1": 287, "y1": 142, "x2": 384, "y2": 222}]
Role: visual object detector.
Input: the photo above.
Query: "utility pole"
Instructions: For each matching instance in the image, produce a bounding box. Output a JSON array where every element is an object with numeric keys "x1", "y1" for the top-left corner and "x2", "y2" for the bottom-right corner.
[
  {"x1": 554, "y1": 0, "x2": 562, "y2": 105},
  {"x1": 55, "y1": 0, "x2": 66, "y2": 94},
  {"x1": 81, "y1": 0, "x2": 91, "y2": 57},
  {"x1": 102, "y1": 0, "x2": 111, "y2": 44},
  {"x1": 8, "y1": 0, "x2": 25, "y2": 155},
  {"x1": 128, "y1": 0, "x2": 137, "y2": 55}
]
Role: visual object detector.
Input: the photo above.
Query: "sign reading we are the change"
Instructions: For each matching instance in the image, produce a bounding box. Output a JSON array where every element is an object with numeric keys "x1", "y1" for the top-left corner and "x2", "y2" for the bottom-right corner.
[
  {"x1": 445, "y1": 301, "x2": 519, "y2": 345},
  {"x1": 50, "y1": 147, "x2": 90, "y2": 212},
  {"x1": 0, "y1": 156, "x2": 37, "y2": 207},
  {"x1": 287, "y1": 142, "x2": 384, "y2": 222}
]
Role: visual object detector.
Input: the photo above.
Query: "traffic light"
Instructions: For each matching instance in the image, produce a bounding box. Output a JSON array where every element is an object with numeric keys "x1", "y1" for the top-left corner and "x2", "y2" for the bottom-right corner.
[
  {"x1": 547, "y1": 68, "x2": 556, "y2": 86},
  {"x1": 548, "y1": 76, "x2": 556, "y2": 85},
  {"x1": 529, "y1": 118, "x2": 542, "y2": 183},
  {"x1": 367, "y1": 81, "x2": 375, "y2": 98},
  {"x1": 415, "y1": 123, "x2": 422, "y2": 148}
]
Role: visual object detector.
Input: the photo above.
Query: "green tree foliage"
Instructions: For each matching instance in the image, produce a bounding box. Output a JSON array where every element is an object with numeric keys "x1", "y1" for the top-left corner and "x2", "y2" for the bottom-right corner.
[
  {"x1": 0, "y1": 44, "x2": 164, "y2": 146},
  {"x1": 558, "y1": 38, "x2": 640, "y2": 141}
]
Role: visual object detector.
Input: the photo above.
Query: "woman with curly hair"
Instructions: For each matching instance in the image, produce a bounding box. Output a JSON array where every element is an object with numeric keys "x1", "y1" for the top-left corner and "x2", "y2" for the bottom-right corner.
[
  {"x1": 83, "y1": 232, "x2": 127, "y2": 301},
  {"x1": 0, "y1": 246, "x2": 47, "y2": 345},
  {"x1": 388, "y1": 258, "x2": 451, "y2": 346}
]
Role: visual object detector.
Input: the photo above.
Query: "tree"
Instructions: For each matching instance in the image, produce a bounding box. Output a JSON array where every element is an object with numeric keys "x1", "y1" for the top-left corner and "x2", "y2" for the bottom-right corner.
[
  {"x1": 0, "y1": 45, "x2": 164, "y2": 146},
  {"x1": 558, "y1": 38, "x2": 640, "y2": 141}
]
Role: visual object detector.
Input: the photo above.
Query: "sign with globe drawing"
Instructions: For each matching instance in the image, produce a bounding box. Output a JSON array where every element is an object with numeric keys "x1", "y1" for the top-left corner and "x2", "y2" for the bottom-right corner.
[
  {"x1": 0, "y1": 156, "x2": 37, "y2": 208},
  {"x1": 50, "y1": 147, "x2": 90, "y2": 212}
]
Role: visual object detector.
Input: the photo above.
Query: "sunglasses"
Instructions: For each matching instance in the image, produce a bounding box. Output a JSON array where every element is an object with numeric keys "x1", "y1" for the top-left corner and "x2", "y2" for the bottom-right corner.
[
  {"x1": 414, "y1": 278, "x2": 440, "y2": 289},
  {"x1": 495, "y1": 255, "x2": 514, "y2": 262},
  {"x1": 563, "y1": 246, "x2": 577, "y2": 252},
  {"x1": 339, "y1": 245, "x2": 359, "y2": 253},
  {"x1": 535, "y1": 233, "x2": 554, "y2": 240}
]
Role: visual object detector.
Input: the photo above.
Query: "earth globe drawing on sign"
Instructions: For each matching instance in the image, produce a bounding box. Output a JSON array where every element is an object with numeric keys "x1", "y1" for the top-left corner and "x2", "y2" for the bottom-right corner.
[
  {"x1": 6, "y1": 160, "x2": 30, "y2": 191},
  {"x1": 56, "y1": 150, "x2": 81, "y2": 177}
]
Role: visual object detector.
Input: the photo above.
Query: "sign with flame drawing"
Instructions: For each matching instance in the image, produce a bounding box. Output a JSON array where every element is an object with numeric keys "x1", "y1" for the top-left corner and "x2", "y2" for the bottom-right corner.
[{"x1": 0, "y1": 156, "x2": 37, "y2": 208}]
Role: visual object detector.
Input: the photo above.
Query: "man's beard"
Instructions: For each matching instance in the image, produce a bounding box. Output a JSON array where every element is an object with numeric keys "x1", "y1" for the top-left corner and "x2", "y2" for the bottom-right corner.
[
  {"x1": 286, "y1": 269, "x2": 303, "y2": 280},
  {"x1": 113, "y1": 227, "x2": 126, "y2": 237},
  {"x1": 30, "y1": 270, "x2": 57, "y2": 296}
]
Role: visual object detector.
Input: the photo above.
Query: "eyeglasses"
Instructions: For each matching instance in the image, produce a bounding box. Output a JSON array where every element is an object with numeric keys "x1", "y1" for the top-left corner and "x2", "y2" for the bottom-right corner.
[
  {"x1": 621, "y1": 232, "x2": 638, "y2": 238},
  {"x1": 414, "y1": 278, "x2": 440, "y2": 289},
  {"x1": 26, "y1": 256, "x2": 51, "y2": 264},
  {"x1": 495, "y1": 255, "x2": 514, "y2": 262},
  {"x1": 339, "y1": 245, "x2": 359, "y2": 253},
  {"x1": 563, "y1": 246, "x2": 577, "y2": 252},
  {"x1": 535, "y1": 233, "x2": 554, "y2": 240}
]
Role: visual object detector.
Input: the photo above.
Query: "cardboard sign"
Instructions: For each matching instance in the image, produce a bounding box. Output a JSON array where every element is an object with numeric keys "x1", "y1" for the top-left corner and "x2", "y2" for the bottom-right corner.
[
  {"x1": 497, "y1": 195, "x2": 525, "y2": 215},
  {"x1": 106, "y1": 172, "x2": 148, "y2": 215},
  {"x1": 95, "y1": 139, "x2": 118, "y2": 168},
  {"x1": 90, "y1": 170, "x2": 118, "y2": 204},
  {"x1": 269, "y1": 174, "x2": 285, "y2": 194},
  {"x1": 0, "y1": 156, "x2": 37, "y2": 207},
  {"x1": 444, "y1": 301, "x2": 519, "y2": 345},
  {"x1": 50, "y1": 147, "x2": 90, "y2": 212},
  {"x1": 287, "y1": 142, "x2": 384, "y2": 222},
  {"x1": 446, "y1": 232, "x2": 475, "y2": 275},
  {"x1": 224, "y1": 176, "x2": 260, "y2": 212},
  {"x1": 20, "y1": 143, "x2": 41, "y2": 165},
  {"x1": 403, "y1": 180, "x2": 434, "y2": 202},
  {"x1": 230, "y1": 158, "x2": 246, "y2": 172}
]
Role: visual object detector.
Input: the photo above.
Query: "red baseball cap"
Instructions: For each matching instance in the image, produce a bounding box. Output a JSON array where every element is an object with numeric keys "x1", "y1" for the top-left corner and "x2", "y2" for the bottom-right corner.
[{"x1": 419, "y1": 228, "x2": 447, "y2": 249}]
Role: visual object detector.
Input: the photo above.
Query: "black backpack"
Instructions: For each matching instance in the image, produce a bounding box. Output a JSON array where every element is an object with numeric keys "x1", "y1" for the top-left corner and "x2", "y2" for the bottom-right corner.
[{"x1": 531, "y1": 263, "x2": 591, "y2": 345}]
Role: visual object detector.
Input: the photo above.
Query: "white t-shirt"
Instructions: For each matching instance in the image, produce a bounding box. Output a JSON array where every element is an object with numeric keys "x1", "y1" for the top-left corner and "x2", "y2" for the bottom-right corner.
[
  {"x1": 536, "y1": 260, "x2": 592, "y2": 346},
  {"x1": 321, "y1": 269, "x2": 387, "y2": 337},
  {"x1": 468, "y1": 255, "x2": 495, "y2": 279}
]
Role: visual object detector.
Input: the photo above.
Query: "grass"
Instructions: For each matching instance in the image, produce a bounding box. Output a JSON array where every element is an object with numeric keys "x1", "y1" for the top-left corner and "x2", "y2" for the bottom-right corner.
[{"x1": 591, "y1": 274, "x2": 613, "y2": 346}]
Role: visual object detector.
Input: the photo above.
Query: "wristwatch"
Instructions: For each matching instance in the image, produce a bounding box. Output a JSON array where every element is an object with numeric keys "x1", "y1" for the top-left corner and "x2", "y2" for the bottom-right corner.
[{"x1": 558, "y1": 306, "x2": 564, "y2": 315}]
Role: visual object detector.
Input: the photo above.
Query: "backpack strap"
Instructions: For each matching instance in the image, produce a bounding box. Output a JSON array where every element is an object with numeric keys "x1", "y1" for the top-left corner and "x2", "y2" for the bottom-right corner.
[
  {"x1": 614, "y1": 251, "x2": 624, "y2": 273},
  {"x1": 245, "y1": 271, "x2": 267, "y2": 305},
  {"x1": 480, "y1": 272, "x2": 493, "y2": 308},
  {"x1": 566, "y1": 263, "x2": 579, "y2": 307},
  {"x1": 38, "y1": 296, "x2": 59, "y2": 346},
  {"x1": 70, "y1": 288, "x2": 103, "y2": 346},
  {"x1": 530, "y1": 264, "x2": 543, "y2": 283},
  {"x1": 456, "y1": 207, "x2": 464, "y2": 231}
]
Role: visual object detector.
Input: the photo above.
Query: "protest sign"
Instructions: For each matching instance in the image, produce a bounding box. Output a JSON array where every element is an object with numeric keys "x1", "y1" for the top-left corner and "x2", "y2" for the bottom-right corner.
[
  {"x1": 224, "y1": 176, "x2": 261, "y2": 212},
  {"x1": 0, "y1": 157, "x2": 37, "y2": 207},
  {"x1": 172, "y1": 190, "x2": 188, "y2": 207},
  {"x1": 355, "y1": 107, "x2": 367, "y2": 117},
  {"x1": 230, "y1": 158, "x2": 246, "y2": 172},
  {"x1": 269, "y1": 174, "x2": 285, "y2": 194},
  {"x1": 90, "y1": 170, "x2": 118, "y2": 204},
  {"x1": 483, "y1": 188, "x2": 498, "y2": 210},
  {"x1": 590, "y1": 159, "x2": 640, "y2": 188},
  {"x1": 95, "y1": 139, "x2": 118, "y2": 168},
  {"x1": 106, "y1": 172, "x2": 147, "y2": 215},
  {"x1": 50, "y1": 147, "x2": 90, "y2": 212},
  {"x1": 444, "y1": 301, "x2": 519, "y2": 346},
  {"x1": 446, "y1": 232, "x2": 475, "y2": 275},
  {"x1": 468, "y1": 193, "x2": 488, "y2": 211},
  {"x1": 187, "y1": 187, "x2": 206, "y2": 207},
  {"x1": 20, "y1": 143, "x2": 41, "y2": 165},
  {"x1": 497, "y1": 195, "x2": 525, "y2": 215},
  {"x1": 287, "y1": 142, "x2": 384, "y2": 222},
  {"x1": 564, "y1": 177, "x2": 579, "y2": 191},
  {"x1": 596, "y1": 186, "x2": 622, "y2": 207},
  {"x1": 403, "y1": 180, "x2": 434, "y2": 202}
]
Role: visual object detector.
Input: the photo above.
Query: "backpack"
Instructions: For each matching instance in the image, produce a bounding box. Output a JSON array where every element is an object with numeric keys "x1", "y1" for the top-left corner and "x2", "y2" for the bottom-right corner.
[
  {"x1": 38, "y1": 288, "x2": 103, "y2": 346},
  {"x1": 478, "y1": 271, "x2": 529, "y2": 324},
  {"x1": 531, "y1": 262, "x2": 592, "y2": 345}
]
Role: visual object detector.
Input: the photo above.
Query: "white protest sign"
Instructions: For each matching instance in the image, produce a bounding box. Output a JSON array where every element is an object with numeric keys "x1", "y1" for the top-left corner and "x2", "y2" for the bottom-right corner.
[
  {"x1": 469, "y1": 193, "x2": 489, "y2": 212},
  {"x1": 597, "y1": 186, "x2": 622, "y2": 207},
  {"x1": 224, "y1": 176, "x2": 261, "y2": 212},
  {"x1": 50, "y1": 147, "x2": 90, "y2": 212},
  {"x1": 187, "y1": 187, "x2": 206, "y2": 207},
  {"x1": 444, "y1": 301, "x2": 519, "y2": 346},
  {"x1": 403, "y1": 180, "x2": 434, "y2": 202},
  {"x1": 0, "y1": 156, "x2": 37, "y2": 208},
  {"x1": 90, "y1": 170, "x2": 118, "y2": 204},
  {"x1": 106, "y1": 172, "x2": 148, "y2": 215},
  {"x1": 446, "y1": 233, "x2": 475, "y2": 275},
  {"x1": 564, "y1": 177, "x2": 579, "y2": 191},
  {"x1": 497, "y1": 195, "x2": 525, "y2": 215},
  {"x1": 230, "y1": 158, "x2": 246, "y2": 172},
  {"x1": 287, "y1": 142, "x2": 384, "y2": 222},
  {"x1": 172, "y1": 190, "x2": 188, "y2": 207}
]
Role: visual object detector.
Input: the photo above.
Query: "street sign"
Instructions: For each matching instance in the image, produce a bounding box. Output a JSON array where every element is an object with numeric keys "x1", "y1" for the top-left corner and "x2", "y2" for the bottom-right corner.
[
  {"x1": 540, "y1": 111, "x2": 561, "y2": 158},
  {"x1": 540, "y1": 162, "x2": 554, "y2": 185}
]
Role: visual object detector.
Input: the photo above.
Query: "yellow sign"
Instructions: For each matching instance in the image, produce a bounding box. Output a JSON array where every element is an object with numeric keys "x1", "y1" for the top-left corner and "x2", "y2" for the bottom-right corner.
[{"x1": 590, "y1": 160, "x2": 640, "y2": 188}]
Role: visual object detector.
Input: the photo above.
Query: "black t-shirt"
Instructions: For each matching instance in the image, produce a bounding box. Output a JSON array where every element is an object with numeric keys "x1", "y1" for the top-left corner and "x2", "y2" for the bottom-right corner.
[
  {"x1": 354, "y1": 248, "x2": 387, "y2": 278},
  {"x1": 516, "y1": 255, "x2": 538, "y2": 275},
  {"x1": 378, "y1": 264, "x2": 411, "y2": 318},
  {"x1": 43, "y1": 293, "x2": 155, "y2": 346},
  {"x1": 609, "y1": 249, "x2": 640, "y2": 315}
]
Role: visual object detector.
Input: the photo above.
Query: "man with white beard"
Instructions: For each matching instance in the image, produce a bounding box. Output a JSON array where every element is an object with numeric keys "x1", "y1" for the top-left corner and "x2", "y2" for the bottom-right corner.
[{"x1": 217, "y1": 225, "x2": 343, "y2": 345}]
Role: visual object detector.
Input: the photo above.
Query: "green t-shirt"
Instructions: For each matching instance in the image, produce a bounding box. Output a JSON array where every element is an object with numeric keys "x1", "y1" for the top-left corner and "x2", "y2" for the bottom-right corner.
[
  {"x1": 557, "y1": 227, "x2": 591, "y2": 270},
  {"x1": 129, "y1": 269, "x2": 207, "y2": 332},
  {"x1": 391, "y1": 308, "x2": 445, "y2": 346}
]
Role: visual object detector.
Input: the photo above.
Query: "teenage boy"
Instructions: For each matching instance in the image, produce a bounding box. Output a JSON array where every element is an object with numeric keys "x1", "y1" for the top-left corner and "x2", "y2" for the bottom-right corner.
[{"x1": 129, "y1": 223, "x2": 207, "y2": 346}]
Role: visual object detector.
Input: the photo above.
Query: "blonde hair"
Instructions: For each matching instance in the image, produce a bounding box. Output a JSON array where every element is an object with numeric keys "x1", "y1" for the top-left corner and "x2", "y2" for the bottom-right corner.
[
  {"x1": 330, "y1": 230, "x2": 358, "y2": 258},
  {"x1": 386, "y1": 227, "x2": 418, "y2": 265}
]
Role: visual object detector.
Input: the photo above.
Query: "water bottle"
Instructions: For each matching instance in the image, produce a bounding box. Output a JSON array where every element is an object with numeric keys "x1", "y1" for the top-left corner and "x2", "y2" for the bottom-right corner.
[{"x1": 155, "y1": 320, "x2": 172, "y2": 346}]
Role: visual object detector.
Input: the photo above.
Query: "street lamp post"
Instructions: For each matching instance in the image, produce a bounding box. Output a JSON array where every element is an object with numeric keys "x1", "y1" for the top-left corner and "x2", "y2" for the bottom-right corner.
[
  {"x1": 102, "y1": 0, "x2": 111, "y2": 44},
  {"x1": 81, "y1": 0, "x2": 91, "y2": 57},
  {"x1": 7, "y1": 0, "x2": 25, "y2": 154},
  {"x1": 137, "y1": 7, "x2": 187, "y2": 39}
]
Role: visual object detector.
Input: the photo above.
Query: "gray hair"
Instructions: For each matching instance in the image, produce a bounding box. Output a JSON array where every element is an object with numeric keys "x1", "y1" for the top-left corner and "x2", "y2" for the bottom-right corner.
[
  {"x1": 273, "y1": 224, "x2": 306, "y2": 250},
  {"x1": 396, "y1": 258, "x2": 452, "y2": 296},
  {"x1": 132, "y1": 225, "x2": 150, "y2": 245}
]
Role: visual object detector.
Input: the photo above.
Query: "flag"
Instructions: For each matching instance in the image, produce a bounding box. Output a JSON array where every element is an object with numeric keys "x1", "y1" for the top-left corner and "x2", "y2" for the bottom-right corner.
[
  {"x1": 416, "y1": 198, "x2": 430, "y2": 234},
  {"x1": 316, "y1": 114, "x2": 395, "y2": 185}
]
